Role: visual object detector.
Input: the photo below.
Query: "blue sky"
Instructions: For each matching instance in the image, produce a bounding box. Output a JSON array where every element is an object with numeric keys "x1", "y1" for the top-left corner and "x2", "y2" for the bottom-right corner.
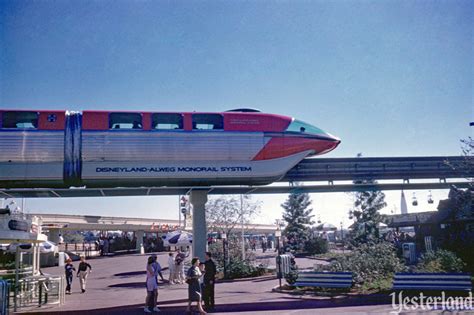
[{"x1": 1, "y1": 1, "x2": 472, "y2": 226}]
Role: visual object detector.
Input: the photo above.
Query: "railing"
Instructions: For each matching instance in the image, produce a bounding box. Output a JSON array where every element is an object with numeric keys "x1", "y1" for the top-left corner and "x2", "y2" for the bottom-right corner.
[
  {"x1": 0, "y1": 266, "x2": 34, "y2": 280},
  {"x1": 59, "y1": 242, "x2": 98, "y2": 258},
  {"x1": 60, "y1": 242, "x2": 98, "y2": 252},
  {"x1": 14, "y1": 275, "x2": 65, "y2": 311}
]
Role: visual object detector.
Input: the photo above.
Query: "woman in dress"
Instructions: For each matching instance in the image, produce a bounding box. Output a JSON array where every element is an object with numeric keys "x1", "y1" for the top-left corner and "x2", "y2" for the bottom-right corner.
[
  {"x1": 186, "y1": 257, "x2": 207, "y2": 314},
  {"x1": 144, "y1": 256, "x2": 158, "y2": 313}
]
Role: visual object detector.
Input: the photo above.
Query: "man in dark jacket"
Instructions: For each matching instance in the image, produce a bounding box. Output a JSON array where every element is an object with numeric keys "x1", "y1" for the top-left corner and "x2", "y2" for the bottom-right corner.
[{"x1": 203, "y1": 251, "x2": 217, "y2": 311}]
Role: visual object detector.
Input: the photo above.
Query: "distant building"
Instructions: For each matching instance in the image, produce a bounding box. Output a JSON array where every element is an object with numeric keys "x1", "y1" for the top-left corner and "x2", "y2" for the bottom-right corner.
[{"x1": 386, "y1": 186, "x2": 474, "y2": 256}]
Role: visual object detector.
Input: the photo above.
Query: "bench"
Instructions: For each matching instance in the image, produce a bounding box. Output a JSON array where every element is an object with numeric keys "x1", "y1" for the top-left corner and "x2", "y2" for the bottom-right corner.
[
  {"x1": 393, "y1": 272, "x2": 472, "y2": 292},
  {"x1": 294, "y1": 271, "x2": 353, "y2": 289}
]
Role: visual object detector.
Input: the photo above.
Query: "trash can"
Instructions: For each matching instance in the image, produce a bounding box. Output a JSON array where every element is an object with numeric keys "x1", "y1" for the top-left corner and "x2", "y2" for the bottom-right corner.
[
  {"x1": 402, "y1": 243, "x2": 416, "y2": 264},
  {"x1": 58, "y1": 252, "x2": 65, "y2": 267}
]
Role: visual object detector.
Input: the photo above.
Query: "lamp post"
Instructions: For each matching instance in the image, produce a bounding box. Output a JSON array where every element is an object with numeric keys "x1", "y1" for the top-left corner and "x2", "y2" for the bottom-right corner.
[
  {"x1": 221, "y1": 232, "x2": 227, "y2": 279},
  {"x1": 275, "y1": 228, "x2": 282, "y2": 289},
  {"x1": 179, "y1": 196, "x2": 188, "y2": 228},
  {"x1": 340, "y1": 221, "x2": 344, "y2": 254}
]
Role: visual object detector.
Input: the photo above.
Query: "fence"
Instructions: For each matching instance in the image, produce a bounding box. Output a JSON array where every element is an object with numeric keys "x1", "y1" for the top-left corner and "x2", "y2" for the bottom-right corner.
[
  {"x1": 0, "y1": 266, "x2": 33, "y2": 280},
  {"x1": 59, "y1": 242, "x2": 98, "y2": 259},
  {"x1": 60, "y1": 242, "x2": 98, "y2": 252}
]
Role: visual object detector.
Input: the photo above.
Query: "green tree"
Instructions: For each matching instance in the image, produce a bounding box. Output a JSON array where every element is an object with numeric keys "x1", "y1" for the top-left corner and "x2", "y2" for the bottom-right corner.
[
  {"x1": 349, "y1": 182, "x2": 387, "y2": 245},
  {"x1": 346, "y1": 153, "x2": 387, "y2": 245},
  {"x1": 281, "y1": 191, "x2": 314, "y2": 252}
]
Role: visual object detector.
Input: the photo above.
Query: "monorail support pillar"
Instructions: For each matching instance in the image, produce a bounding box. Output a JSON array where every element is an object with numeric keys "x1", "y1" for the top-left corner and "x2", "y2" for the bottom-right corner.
[{"x1": 189, "y1": 190, "x2": 208, "y2": 262}]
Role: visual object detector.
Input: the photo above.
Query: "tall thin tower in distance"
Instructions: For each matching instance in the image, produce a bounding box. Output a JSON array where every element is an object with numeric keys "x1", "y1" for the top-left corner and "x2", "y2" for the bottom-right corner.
[{"x1": 400, "y1": 191, "x2": 408, "y2": 215}]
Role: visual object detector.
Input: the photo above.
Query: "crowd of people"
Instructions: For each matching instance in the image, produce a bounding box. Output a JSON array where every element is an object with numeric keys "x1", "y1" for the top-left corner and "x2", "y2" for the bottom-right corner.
[
  {"x1": 143, "y1": 250, "x2": 216, "y2": 314},
  {"x1": 64, "y1": 249, "x2": 217, "y2": 314}
]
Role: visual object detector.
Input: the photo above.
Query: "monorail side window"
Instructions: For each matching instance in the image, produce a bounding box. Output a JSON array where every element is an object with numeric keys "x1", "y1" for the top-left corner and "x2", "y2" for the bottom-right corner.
[
  {"x1": 192, "y1": 114, "x2": 223, "y2": 130},
  {"x1": 152, "y1": 113, "x2": 183, "y2": 130},
  {"x1": 2, "y1": 111, "x2": 39, "y2": 129},
  {"x1": 109, "y1": 113, "x2": 142, "y2": 129}
]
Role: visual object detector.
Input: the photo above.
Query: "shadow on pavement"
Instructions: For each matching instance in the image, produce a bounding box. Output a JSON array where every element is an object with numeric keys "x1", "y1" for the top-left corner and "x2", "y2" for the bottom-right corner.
[
  {"x1": 114, "y1": 267, "x2": 169, "y2": 278},
  {"x1": 26, "y1": 294, "x2": 392, "y2": 314},
  {"x1": 114, "y1": 271, "x2": 146, "y2": 277},
  {"x1": 109, "y1": 281, "x2": 170, "y2": 288}
]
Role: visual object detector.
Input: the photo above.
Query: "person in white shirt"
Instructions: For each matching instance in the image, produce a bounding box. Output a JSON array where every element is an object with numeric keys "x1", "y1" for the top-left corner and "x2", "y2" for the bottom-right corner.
[
  {"x1": 168, "y1": 252, "x2": 176, "y2": 284},
  {"x1": 175, "y1": 249, "x2": 187, "y2": 284}
]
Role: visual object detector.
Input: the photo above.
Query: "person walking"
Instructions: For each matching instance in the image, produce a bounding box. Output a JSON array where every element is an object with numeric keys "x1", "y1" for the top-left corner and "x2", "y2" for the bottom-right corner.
[
  {"x1": 168, "y1": 252, "x2": 176, "y2": 284},
  {"x1": 64, "y1": 258, "x2": 75, "y2": 295},
  {"x1": 198, "y1": 262, "x2": 206, "y2": 308},
  {"x1": 144, "y1": 256, "x2": 158, "y2": 313},
  {"x1": 76, "y1": 256, "x2": 92, "y2": 293},
  {"x1": 186, "y1": 257, "x2": 206, "y2": 314},
  {"x1": 203, "y1": 252, "x2": 217, "y2": 311}
]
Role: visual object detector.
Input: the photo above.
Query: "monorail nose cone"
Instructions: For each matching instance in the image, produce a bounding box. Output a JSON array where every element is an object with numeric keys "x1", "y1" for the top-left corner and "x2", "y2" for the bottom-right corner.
[
  {"x1": 326, "y1": 132, "x2": 341, "y2": 143},
  {"x1": 322, "y1": 133, "x2": 341, "y2": 154}
]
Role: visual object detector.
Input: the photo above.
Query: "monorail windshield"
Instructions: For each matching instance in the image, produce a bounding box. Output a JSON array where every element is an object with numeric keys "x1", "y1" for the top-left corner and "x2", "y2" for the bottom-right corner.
[{"x1": 286, "y1": 119, "x2": 326, "y2": 135}]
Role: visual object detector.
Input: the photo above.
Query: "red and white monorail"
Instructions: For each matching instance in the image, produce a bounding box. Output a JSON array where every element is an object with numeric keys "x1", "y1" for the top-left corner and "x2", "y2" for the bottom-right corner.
[{"x1": 0, "y1": 109, "x2": 340, "y2": 188}]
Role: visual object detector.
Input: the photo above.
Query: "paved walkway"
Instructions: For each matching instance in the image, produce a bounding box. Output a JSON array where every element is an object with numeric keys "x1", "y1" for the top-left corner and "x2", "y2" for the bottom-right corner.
[{"x1": 15, "y1": 252, "x2": 454, "y2": 314}]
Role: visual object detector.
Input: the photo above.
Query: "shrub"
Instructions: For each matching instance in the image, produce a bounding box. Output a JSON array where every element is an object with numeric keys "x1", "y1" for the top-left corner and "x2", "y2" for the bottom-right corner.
[
  {"x1": 330, "y1": 241, "x2": 406, "y2": 291},
  {"x1": 225, "y1": 258, "x2": 266, "y2": 279},
  {"x1": 0, "y1": 252, "x2": 15, "y2": 269},
  {"x1": 209, "y1": 238, "x2": 256, "y2": 266},
  {"x1": 208, "y1": 241, "x2": 264, "y2": 279},
  {"x1": 304, "y1": 237, "x2": 328, "y2": 255},
  {"x1": 416, "y1": 249, "x2": 465, "y2": 273}
]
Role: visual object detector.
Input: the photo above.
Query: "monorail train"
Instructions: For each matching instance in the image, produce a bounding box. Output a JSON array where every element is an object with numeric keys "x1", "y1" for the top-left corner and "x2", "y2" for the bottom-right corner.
[{"x1": 0, "y1": 109, "x2": 340, "y2": 188}]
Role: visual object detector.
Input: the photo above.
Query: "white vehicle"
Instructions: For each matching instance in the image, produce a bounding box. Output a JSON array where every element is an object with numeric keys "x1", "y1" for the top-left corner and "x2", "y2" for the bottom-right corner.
[{"x1": 162, "y1": 230, "x2": 192, "y2": 247}]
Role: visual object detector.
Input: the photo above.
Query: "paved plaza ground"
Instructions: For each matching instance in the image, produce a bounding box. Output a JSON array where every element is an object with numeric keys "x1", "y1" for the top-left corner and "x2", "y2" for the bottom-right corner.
[{"x1": 18, "y1": 252, "x2": 470, "y2": 315}]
